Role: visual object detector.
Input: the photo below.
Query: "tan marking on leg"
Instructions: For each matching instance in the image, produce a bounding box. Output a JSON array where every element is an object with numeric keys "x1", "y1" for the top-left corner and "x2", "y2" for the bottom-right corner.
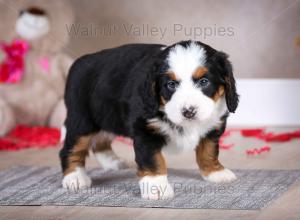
[
  {"x1": 196, "y1": 138, "x2": 224, "y2": 177},
  {"x1": 64, "y1": 134, "x2": 93, "y2": 175},
  {"x1": 137, "y1": 151, "x2": 167, "y2": 177}
]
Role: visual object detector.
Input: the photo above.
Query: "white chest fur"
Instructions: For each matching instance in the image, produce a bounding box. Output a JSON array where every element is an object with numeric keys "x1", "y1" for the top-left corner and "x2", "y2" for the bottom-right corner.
[
  {"x1": 148, "y1": 97, "x2": 227, "y2": 153},
  {"x1": 163, "y1": 123, "x2": 204, "y2": 153},
  {"x1": 149, "y1": 118, "x2": 220, "y2": 153}
]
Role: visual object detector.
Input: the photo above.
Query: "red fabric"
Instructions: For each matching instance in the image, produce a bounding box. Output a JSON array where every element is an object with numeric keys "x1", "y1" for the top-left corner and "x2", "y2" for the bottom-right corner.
[
  {"x1": 240, "y1": 129, "x2": 300, "y2": 155},
  {"x1": 246, "y1": 146, "x2": 271, "y2": 155},
  {"x1": 0, "y1": 138, "x2": 19, "y2": 151},
  {"x1": 240, "y1": 129, "x2": 300, "y2": 142},
  {"x1": 240, "y1": 128, "x2": 264, "y2": 137},
  {"x1": 115, "y1": 136, "x2": 133, "y2": 146},
  {"x1": 219, "y1": 143, "x2": 234, "y2": 150},
  {"x1": 0, "y1": 125, "x2": 60, "y2": 151},
  {"x1": 1, "y1": 125, "x2": 299, "y2": 154},
  {"x1": 219, "y1": 129, "x2": 235, "y2": 150},
  {"x1": 0, "y1": 39, "x2": 29, "y2": 84}
]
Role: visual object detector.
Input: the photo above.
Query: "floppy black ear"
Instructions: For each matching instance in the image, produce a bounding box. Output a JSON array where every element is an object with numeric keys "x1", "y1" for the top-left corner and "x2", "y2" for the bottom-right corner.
[
  {"x1": 214, "y1": 52, "x2": 239, "y2": 113},
  {"x1": 134, "y1": 60, "x2": 161, "y2": 119}
]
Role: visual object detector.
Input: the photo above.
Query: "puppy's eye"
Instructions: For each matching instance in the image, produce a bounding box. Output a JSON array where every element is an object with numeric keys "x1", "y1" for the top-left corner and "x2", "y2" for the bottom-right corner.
[
  {"x1": 197, "y1": 78, "x2": 209, "y2": 87},
  {"x1": 167, "y1": 80, "x2": 178, "y2": 91}
]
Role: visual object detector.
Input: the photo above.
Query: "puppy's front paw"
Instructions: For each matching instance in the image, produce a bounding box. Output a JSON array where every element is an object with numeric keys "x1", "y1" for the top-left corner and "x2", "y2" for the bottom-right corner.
[
  {"x1": 202, "y1": 168, "x2": 237, "y2": 183},
  {"x1": 139, "y1": 175, "x2": 174, "y2": 200},
  {"x1": 62, "y1": 167, "x2": 92, "y2": 190}
]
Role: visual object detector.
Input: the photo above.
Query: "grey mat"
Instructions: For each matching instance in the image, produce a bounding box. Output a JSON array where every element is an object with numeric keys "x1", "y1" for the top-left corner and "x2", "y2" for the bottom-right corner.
[{"x1": 0, "y1": 166, "x2": 300, "y2": 210}]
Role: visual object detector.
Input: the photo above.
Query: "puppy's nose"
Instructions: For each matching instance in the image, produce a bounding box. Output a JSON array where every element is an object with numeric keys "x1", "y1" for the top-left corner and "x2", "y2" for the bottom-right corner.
[{"x1": 182, "y1": 106, "x2": 197, "y2": 119}]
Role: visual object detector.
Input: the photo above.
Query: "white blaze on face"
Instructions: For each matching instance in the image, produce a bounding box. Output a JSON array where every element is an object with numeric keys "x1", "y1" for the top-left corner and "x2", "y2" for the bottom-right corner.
[
  {"x1": 164, "y1": 42, "x2": 216, "y2": 125},
  {"x1": 16, "y1": 12, "x2": 50, "y2": 40}
]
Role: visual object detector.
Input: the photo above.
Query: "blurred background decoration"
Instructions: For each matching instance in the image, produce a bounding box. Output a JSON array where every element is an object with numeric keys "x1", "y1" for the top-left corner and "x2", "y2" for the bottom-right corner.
[
  {"x1": 0, "y1": 0, "x2": 300, "y2": 134},
  {"x1": 0, "y1": 0, "x2": 74, "y2": 138}
]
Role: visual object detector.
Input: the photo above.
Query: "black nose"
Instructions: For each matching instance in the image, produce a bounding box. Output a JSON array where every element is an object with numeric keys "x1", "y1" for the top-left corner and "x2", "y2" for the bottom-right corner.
[{"x1": 182, "y1": 106, "x2": 197, "y2": 119}]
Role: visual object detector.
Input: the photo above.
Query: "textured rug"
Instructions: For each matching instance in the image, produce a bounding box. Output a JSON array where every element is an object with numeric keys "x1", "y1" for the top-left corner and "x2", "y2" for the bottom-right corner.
[{"x1": 0, "y1": 166, "x2": 300, "y2": 210}]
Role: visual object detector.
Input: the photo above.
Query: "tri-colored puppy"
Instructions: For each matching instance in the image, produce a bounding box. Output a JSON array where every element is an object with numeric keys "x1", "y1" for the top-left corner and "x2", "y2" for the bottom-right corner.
[{"x1": 60, "y1": 40, "x2": 239, "y2": 200}]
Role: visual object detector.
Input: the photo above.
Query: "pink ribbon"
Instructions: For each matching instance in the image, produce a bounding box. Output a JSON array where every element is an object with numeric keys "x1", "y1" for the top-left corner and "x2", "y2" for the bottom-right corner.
[{"x1": 0, "y1": 39, "x2": 29, "y2": 84}]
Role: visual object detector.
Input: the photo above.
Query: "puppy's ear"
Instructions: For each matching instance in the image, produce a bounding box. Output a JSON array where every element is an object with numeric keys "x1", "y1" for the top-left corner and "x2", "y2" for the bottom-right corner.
[
  {"x1": 214, "y1": 52, "x2": 239, "y2": 113},
  {"x1": 136, "y1": 61, "x2": 160, "y2": 118}
]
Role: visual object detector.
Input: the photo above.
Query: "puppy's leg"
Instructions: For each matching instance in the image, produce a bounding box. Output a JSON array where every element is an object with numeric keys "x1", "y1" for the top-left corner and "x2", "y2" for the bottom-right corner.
[
  {"x1": 196, "y1": 138, "x2": 236, "y2": 183},
  {"x1": 91, "y1": 131, "x2": 128, "y2": 170},
  {"x1": 60, "y1": 130, "x2": 93, "y2": 190},
  {"x1": 134, "y1": 139, "x2": 173, "y2": 200}
]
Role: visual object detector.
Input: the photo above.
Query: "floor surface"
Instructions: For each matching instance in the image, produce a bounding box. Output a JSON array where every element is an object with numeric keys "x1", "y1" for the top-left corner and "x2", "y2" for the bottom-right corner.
[{"x1": 0, "y1": 127, "x2": 300, "y2": 220}]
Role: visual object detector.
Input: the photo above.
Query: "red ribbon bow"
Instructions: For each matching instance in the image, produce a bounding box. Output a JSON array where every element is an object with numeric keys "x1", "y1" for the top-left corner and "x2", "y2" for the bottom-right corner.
[{"x1": 0, "y1": 39, "x2": 29, "y2": 84}]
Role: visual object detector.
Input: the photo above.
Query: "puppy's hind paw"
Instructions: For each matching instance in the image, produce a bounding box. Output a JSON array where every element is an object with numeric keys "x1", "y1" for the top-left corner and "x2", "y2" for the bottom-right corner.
[{"x1": 95, "y1": 151, "x2": 129, "y2": 171}]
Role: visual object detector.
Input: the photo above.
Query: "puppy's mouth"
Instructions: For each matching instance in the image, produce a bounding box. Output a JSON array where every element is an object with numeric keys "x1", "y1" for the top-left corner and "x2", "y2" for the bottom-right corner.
[{"x1": 156, "y1": 110, "x2": 188, "y2": 132}]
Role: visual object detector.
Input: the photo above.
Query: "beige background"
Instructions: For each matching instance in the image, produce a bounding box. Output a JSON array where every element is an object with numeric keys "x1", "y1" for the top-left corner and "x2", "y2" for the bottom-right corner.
[
  {"x1": 1, "y1": 0, "x2": 300, "y2": 78},
  {"x1": 67, "y1": 0, "x2": 300, "y2": 79}
]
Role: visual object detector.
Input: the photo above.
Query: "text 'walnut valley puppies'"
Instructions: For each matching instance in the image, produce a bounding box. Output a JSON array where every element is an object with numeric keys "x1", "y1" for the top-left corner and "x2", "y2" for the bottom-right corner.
[{"x1": 60, "y1": 40, "x2": 239, "y2": 200}]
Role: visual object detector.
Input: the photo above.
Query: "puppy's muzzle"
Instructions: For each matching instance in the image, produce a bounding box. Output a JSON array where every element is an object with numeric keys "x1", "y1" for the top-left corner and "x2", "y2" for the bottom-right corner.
[{"x1": 182, "y1": 106, "x2": 197, "y2": 119}]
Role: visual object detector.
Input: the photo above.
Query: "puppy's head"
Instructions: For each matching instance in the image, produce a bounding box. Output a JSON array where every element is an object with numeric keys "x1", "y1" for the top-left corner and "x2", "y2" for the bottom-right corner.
[{"x1": 156, "y1": 41, "x2": 238, "y2": 125}]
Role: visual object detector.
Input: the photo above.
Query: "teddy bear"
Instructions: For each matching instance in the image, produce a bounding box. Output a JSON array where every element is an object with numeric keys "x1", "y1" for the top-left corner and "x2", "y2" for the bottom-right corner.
[{"x1": 0, "y1": 1, "x2": 75, "y2": 136}]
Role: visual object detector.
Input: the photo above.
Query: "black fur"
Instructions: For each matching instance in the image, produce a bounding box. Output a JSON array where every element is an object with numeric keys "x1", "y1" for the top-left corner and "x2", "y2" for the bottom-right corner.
[
  {"x1": 60, "y1": 41, "x2": 238, "y2": 173},
  {"x1": 209, "y1": 51, "x2": 239, "y2": 113}
]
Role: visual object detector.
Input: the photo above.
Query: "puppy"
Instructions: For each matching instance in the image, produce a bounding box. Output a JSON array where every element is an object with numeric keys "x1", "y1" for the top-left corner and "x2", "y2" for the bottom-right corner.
[{"x1": 60, "y1": 40, "x2": 239, "y2": 200}]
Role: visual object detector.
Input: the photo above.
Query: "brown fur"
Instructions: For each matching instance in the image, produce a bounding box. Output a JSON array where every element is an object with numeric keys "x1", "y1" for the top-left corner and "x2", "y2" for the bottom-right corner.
[
  {"x1": 137, "y1": 151, "x2": 167, "y2": 177},
  {"x1": 213, "y1": 85, "x2": 225, "y2": 101},
  {"x1": 165, "y1": 71, "x2": 179, "y2": 81},
  {"x1": 27, "y1": 6, "x2": 46, "y2": 15},
  {"x1": 147, "y1": 122, "x2": 161, "y2": 133},
  {"x1": 64, "y1": 134, "x2": 93, "y2": 175},
  {"x1": 195, "y1": 138, "x2": 224, "y2": 176},
  {"x1": 91, "y1": 131, "x2": 115, "y2": 153},
  {"x1": 192, "y1": 67, "x2": 208, "y2": 79},
  {"x1": 160, "y1": 95, "x2": 167, "y2": 106}
]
